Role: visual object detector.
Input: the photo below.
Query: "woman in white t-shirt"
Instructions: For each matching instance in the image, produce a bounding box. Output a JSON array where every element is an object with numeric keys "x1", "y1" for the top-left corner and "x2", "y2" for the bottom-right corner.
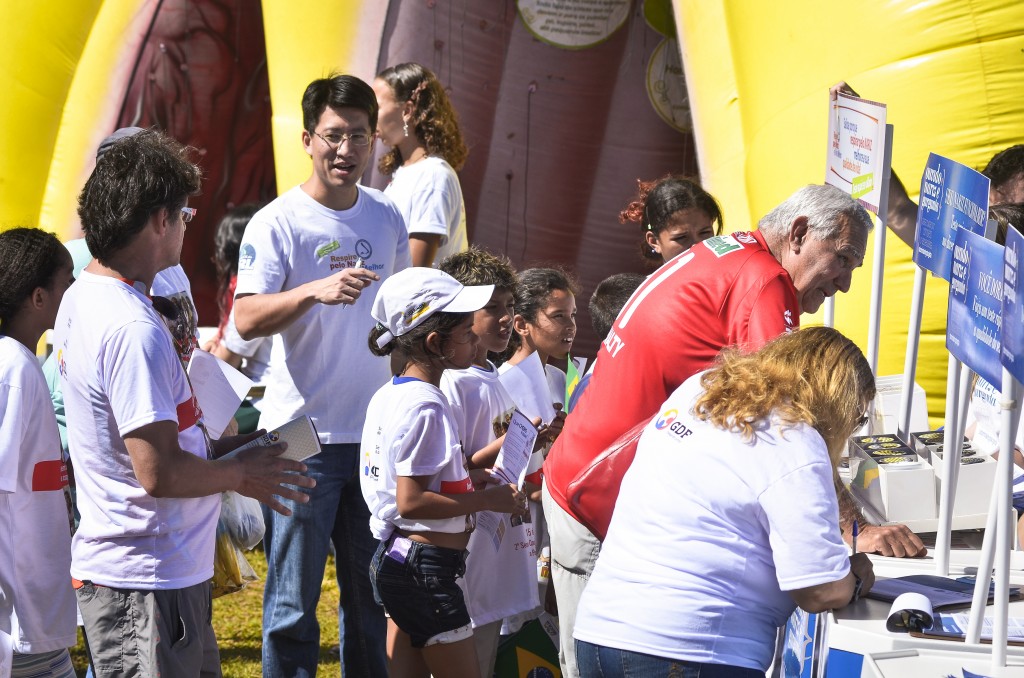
[
  {"x1": 373, "y1": 62, "x2": 469, "y2": 267},
  {"x1": 0, "y1": 228, "x2": 77, "y2": 678},
  {"x1": 360, "y1": 268, "x2": 529, "y2": 678},
  {"x1": 573, "y1": 326, "x2": 877, "y2": 677}
]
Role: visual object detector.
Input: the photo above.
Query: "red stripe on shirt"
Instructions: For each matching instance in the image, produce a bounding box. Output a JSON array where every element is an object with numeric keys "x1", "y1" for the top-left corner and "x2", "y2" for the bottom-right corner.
[
  {"x1": 176, "y1": 396, "x2": 202, "y2": 432},
  {"x1": 32, "y1": 460, "x2": 69, "y2": 491},
  {"x1": 440, "y1": 477, "x2": 474, "y2": 494}
]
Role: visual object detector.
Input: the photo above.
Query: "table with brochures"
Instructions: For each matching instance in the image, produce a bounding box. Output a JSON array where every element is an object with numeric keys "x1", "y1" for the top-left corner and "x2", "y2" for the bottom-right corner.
[{"x1": 825, "y1": 548, "x2": 1024, "y2": 677}]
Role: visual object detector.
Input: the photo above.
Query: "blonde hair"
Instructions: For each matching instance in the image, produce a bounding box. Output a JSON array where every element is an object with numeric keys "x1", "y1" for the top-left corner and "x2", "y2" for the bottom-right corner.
[{"x1": 693, "y1": 326, "x2": 875, "y2": 461}]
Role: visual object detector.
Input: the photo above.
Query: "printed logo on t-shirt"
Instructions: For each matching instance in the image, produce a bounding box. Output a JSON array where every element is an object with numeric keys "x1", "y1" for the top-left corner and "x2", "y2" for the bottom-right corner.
[
  {"x1": 57, "y1": 348, "x2": 67, "y2": 378},
  {"x1": 440, "y1": 477, "x2": 474, "y2": 494},
  {"x1": 316, "y1": 240, "x2": 340, "y2": 258},
  {"x1": 702, "y1": 235, "x2": 743, "y2": 258},
  {"x1": 31, "y1": 459, "x2": 69, "y2": 491},
  {"x1": 784, "y1": 309, "x2": 794, "y2": 330},
  {"x1": 654, "y1": 408, "x2": 695, "y2": 441},
  {"x1": 735, "y1": 232, "x2": 757, "y2": 245},
  {"x1": 654, "y1": 409, "x2": 678, "y2": 429},
  {"x1": 355, "y1": 239, "x2": 373, "y2": 260},
  {"x1": 239, "y1": 243, "x2": 256, "y2": 271}
]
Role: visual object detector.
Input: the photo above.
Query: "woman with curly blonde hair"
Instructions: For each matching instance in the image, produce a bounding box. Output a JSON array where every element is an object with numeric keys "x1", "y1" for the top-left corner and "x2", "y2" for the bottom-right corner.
[
  {"x1": 373, "y1": 63, "x2": 469, "y2": 267},
  {"x1": 573, "y1": 326, "x2": 876, "y2": 677}
]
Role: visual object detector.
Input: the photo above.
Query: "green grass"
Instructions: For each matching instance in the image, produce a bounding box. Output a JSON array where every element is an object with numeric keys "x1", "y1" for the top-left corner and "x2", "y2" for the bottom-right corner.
[{"x1": 70, "y1": 548, "x2": 341, "y2": 677}]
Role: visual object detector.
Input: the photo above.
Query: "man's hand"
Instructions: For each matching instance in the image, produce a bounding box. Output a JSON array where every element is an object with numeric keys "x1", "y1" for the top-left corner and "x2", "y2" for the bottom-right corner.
[
  {"x1": 830, "y1": 80, "x2": 859, "y2": 100},
  {"x1": 234, "y1": 443, "x2": 316, "y2": 516},
  {"x1": 310, "y1": 266, "x2": 379, "y2": 306},
  {"x1": 854, "y1": 523, "x2": 927, "y2": 558}
]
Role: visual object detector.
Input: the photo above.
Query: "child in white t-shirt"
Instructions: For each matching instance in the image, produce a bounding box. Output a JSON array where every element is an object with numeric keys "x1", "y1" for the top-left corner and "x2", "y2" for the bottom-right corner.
[
  {"x1": 0, "y1": 228, "x2": 77, "y2": 678},
  {"x1": 439, "y1": 249, "x2": 555, "y2": 677},
  {"x1": 500, "y1": 267, "x2": 579, "y2": 413},
  {"x1": 360, "y1": 268, "x2": 529, "y2": 678}
]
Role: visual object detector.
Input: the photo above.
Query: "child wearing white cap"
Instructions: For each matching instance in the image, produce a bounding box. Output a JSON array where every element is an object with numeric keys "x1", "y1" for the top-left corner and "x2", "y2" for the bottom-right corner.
[{"x1": 359, "y1": 267, "x2": 529, "y2": 678}]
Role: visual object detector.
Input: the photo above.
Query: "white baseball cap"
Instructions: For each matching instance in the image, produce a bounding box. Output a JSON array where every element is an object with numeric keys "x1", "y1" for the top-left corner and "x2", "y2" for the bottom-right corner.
[{"x1": 371, "y1": 268, "x2": 494, "y2": 349}]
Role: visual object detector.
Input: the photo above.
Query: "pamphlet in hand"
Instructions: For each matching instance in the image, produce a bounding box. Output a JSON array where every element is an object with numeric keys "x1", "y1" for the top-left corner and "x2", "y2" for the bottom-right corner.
[
  {"x1": 222, "y1": 415, "x2": 322, "y2": 462},
  {"x1": 498, "y1": 352, "x2": 558, "y2": 424},
  {"x1": 492, "y1": 409, "x2": 539, "y2": 489},
  {"x1": 186, "y1": 348, "x2": 254, "y2": 439}
]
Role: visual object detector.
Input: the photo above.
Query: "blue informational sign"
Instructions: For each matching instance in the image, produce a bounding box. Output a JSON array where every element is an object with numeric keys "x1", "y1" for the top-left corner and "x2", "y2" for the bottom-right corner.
[
  {"x1": 912, "y1": 153, "x2": 991, "y2": 281},
  {"x1": 1002, "y1": 224, "x2": 1024, "y2": 384},
  {"x1": 947, "y1": 227, "x2": 1004, "y2": 388}
]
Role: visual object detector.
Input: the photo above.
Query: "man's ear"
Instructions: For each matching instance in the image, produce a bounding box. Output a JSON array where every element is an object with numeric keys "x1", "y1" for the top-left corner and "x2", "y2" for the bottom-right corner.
[
  {"x1": 789, "y1": 216, "x2": 810, "y2": 252},
  {"x1": 301, "y1": 129, "x2": 313, "y2": 157},
  {"x1": 152, "y1": 207, "x2": 172, "y2": 236}
]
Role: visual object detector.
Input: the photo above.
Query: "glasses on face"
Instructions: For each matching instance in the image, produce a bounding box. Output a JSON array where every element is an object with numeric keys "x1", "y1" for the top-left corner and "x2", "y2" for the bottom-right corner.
[
  {"x1": 180, "y1": 207, "x2": 197, "y2": 223},
  {"x1": 854, "y1": 412, "x2": 869, "y2": 430},
  {"x1": 314, "y1": 130, "x2": 373, "y2": 150}
]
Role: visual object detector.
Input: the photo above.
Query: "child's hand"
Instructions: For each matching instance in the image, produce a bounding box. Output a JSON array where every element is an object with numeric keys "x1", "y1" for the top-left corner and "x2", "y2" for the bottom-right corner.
[
  {"x1": 536, "y1": 405, "x2": 567, "y2": 450},
  {"x1": 468, "y1": 467, "x2": 497, "y2": 489},
  {"x1": 483, "y1": 483, "x2": 529, "y2": 516}
]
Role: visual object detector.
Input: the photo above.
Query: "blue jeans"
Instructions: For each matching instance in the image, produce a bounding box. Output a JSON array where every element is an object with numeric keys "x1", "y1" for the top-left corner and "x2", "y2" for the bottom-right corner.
[
  {"x1": 261, "y1": 444, "x2": 386, "y2": 677},
  {"x1": 574, "y1": 640, "x2": 764, "y2": 678}
]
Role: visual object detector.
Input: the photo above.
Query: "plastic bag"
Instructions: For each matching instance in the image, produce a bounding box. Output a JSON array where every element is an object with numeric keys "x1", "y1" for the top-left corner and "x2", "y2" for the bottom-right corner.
[
  {"x1": 219, "y1": 490, "x2": 265, "y2": 550},
  {"x1": 211, "y1": 524, "x2": 257, "y2": 598}
]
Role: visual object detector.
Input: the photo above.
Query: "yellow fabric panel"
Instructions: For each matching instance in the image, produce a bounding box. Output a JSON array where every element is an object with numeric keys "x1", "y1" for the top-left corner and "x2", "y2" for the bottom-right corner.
[
  {"x1": 675, "y1": 0, "x2": 1024, "y2": 422},
  {"x1": 0, "y1": 1, "x2": 105, "y2": 232},
  {"x1": 40, "y1": 0, "x2": 153, "y2": 241},
  {"x1": 260, "y1": 0, "x2": 381, "y2": 191}
]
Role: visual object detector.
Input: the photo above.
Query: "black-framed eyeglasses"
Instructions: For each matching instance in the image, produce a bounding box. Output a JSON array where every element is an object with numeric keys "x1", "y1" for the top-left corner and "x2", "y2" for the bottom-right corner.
[
  {"x1": 180, "y1": 207, "x2": 197, "y2": 223},
  {"x1": 854, "y1": 413, "x2": 870, "y2": 429},
  {"x1": 314, "y1": 130, "x2": 373, "y2": 149}
]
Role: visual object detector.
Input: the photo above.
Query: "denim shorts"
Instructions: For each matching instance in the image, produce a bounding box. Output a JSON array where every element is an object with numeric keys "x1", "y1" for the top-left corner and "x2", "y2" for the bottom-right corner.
[{"x1": 370, "y1": 534, "x2": 473, "y2": 648}]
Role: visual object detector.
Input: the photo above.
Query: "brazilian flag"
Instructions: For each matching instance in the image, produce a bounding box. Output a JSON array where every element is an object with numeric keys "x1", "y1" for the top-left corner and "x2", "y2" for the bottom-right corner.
[{"x1": 494, "y1": 618, "x2": 561, "y2": 678}]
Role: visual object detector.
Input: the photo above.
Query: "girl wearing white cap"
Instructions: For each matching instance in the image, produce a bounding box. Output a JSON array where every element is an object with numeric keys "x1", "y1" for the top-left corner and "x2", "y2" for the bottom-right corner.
[{"x1": 360, "y1": 268, "x2": 529, "y2": 678}]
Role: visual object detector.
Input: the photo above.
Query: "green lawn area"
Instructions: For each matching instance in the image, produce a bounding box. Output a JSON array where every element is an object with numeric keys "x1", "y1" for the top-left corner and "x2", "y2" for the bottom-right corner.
[{"x1": 69, "y1": 548, "x2": 341, "y2": 677}]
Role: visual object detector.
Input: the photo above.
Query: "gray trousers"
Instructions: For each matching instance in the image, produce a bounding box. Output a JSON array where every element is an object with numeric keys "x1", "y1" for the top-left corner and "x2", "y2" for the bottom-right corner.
[
  {"x1": 77, "y1": 580, "x2": 220, "y2": 678},
  {"x1": 542, "y1": 482, "x2": 602, "y2": 678}
]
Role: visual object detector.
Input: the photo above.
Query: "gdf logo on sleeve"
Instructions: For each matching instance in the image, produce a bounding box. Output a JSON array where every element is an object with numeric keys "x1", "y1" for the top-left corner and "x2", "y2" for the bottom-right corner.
[
  {"x1": 654, "y1": 409, "x2": 678, "y2": 430},
  {"x1": 654, "y1": 408, "x2": 695, "y2": 441}
]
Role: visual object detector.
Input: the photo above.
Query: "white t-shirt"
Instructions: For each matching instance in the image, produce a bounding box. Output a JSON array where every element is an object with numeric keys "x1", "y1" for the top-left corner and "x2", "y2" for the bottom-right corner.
[
  {"x1": 966, "y1": 377, "x2": 1024, "y2": 455},
  {"x1": 221, "y1": 308, "x2": 272, "y2": 385},
  {"x1": 573, "y1": 374, "x2": 850, "y2": 671},
  {"x1": 53, "y1": 272, "x2": 220, "y2": 590},
  {"x1": 441, "y1": 364, "x2": 541, "y2": 627},
  {"x1": 360, "y1": 377, "x2": 474, "y2": 541},
  {"x1": 0, "y1": 337, "x2": 77, "y2": 654},
  {"x1": 384, "y1": 156, "x2": 468, "y2": 265},
  {"x1": 235, "y1": 185, "x2": 411, "y2": 442}
]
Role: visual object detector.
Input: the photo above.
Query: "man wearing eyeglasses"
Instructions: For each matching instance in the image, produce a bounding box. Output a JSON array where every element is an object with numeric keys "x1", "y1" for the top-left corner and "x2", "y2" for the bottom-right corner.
[
  {"x1": 53, "y1": 129, "x2": 316, "y2": 677},
  {"x1": 234, "y1": 74, "x2": 410, "y2": 678}
]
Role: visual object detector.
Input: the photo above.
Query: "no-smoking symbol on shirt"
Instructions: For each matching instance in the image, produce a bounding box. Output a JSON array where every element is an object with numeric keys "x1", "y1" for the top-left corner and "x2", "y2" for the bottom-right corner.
[{"x1": 355, "y1": 239, "x2": 372, "y2": 260}]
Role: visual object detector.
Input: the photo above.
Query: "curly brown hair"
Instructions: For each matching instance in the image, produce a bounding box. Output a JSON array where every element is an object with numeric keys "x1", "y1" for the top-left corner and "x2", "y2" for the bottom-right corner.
[
  {"x1": 619, "y1": 175, "x2": 723, "y2": 262},
  {"x1": 693, "y1": 326, "x2": 875, "y2": 462},
  {"x1": 376, "y1": 63, "x2": 468, "y2": 175}
]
